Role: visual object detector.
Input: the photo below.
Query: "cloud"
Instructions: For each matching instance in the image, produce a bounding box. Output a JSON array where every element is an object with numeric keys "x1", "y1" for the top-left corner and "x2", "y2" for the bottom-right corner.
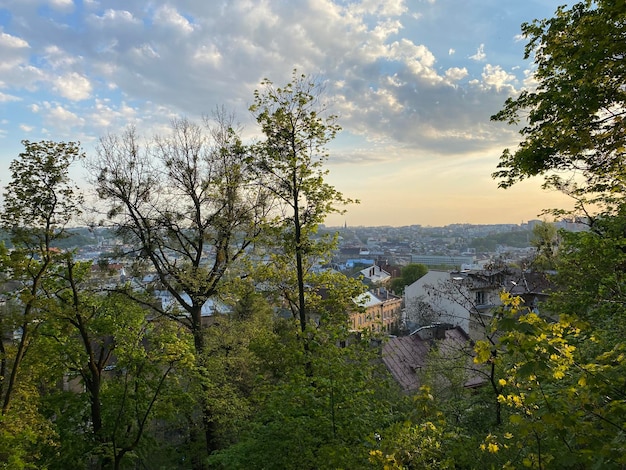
[
  {"x1": 347, "y1": 0, "x2": 407, "y2": 16},
  {"x1": 0, "y1": 92, "x2": 21, "y2": 102},
  {"x1": 153, "y1": 5, "x2": 195, "y2": 34},
  {"x1": 445, "y1": 67, "x2": 467, "y2": 81},
  {"x1": 0, "y1": 0, "x2": 529, "y2": 163},
  {"x1": 0, "y1": 31, "x2": 30, "y2": 71},
  {"x1": 480, "y1": 64, "x2": 516, "y2": 93},
  {"x1": 0, "y1": 31, "x2": 29, "y2": 49},
  {"x1": 469, "y1": 43, "x2": 486, "y2": 61},
  {"x1": 53, "y1": 72, "x2": 92, "y2": 100},
  {"x1": 42, "y1": 103, "x2": 85, "y2": 130},
  {"x1": 43, "y1": 45, "x2": 80, "y2": 68},
  {"x1": 49, "y1": 0, "x2": 74, "y2": 12},
  {"x1": 89, "y1": 9, "x2": 141, "y2": 26}
]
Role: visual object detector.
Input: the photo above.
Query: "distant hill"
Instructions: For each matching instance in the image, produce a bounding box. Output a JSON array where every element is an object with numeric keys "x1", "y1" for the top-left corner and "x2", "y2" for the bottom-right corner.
[
  {"x1": 468, "y1": 230, "x2": 532, "y2": 252},
  {"x1": 0, "y1": 227, "x2": 104, "y2": 250}
]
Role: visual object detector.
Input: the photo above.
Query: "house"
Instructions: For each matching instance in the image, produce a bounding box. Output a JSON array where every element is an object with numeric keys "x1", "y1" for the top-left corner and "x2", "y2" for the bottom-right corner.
[
  {"x1": 154, "y1": 290, "x2": 230, "y2": 327},
  {"x1": 404, "y1": 270, "x2": 471, "y2": 335},
  {"x1": 404, "y1": 267, "x2": 553, "y2": 341},
  {"x1": 350, "y1": 289, "x2": 402, "y2": 333},
  {"x1": 382, "y1": 324, "x2": 482, "y2": 392},
  {"x1": 358, "y1": 264, "x2": 391, "y2": 286}
]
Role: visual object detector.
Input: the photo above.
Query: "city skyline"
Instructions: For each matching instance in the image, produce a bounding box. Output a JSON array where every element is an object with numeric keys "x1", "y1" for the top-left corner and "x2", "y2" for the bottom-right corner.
[{"x1": 0, "y1": 0, "x2": 573, "y2": 226}]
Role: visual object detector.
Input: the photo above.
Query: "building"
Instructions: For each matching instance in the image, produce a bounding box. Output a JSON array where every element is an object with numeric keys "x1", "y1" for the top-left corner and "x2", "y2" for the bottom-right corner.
[
  {"x1": 357, "y1": 264, "x2": 391, "y2": 286},
  {"x1": 410, "y1": 254, "x2": 475, "y2": 268},
  {"x1": 404, "y1": 270, "x2": 471, "y2": 335},
  {"x1": 350, "y1": 289, "x2": 402, "y2": 333},
  {"x1": 404, "y1": 267, "x2": 553, "y2": 341},
  {"x1": 382, "y1": 324, "x2": 482, "y2": 392}
]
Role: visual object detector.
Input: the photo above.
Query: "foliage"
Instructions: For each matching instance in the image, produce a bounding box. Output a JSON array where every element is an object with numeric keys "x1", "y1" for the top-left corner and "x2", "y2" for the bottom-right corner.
[
  {"x1": 250, "y1": 70, "x2": 356, "y2": 334},
  {"x1": 472, "y1": 288, "x2": 626, "y2": 469},
  {"x1": 468, "y1": 230, "x2": 533, "y2": 252},
  {"x1": 390, "y1": 263, "x2": 428, "y2": 295},
  {"x1": 91, "y1": 115, "x2": 268, "y2": 350},
  {"x1": 369, "y1": 419, "x2": 455, "y2": 470},
  {"x1": 210, "y1": 320, "x2": 404, "y2": 469},
  {"x1": 198, "y1": 286, "x2": 279, "y2": 449},
  {"x1": 529, "y1": 221, "x2": 560, "y2": 271},
  {"x1": 491, "y1": 0, "x2": 626, "y2": 216},
  {"x1": 1, "y1": 140, "x2": 84, "y2": 247},
  {"x1": 0, "y1": 141, "x2": 84, "y2": 468},
  {"x1": 90, "y1": 113, "x2": 272, "y2": 460}
]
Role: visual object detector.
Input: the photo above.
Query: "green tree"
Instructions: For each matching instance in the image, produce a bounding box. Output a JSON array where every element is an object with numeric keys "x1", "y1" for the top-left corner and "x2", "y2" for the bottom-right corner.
[
  {"x1": 529, "y1": 221, "x2": 560, "y2": 271},
  {"x1": 390, "y1": 263, "x2": 428, "y2": 295},
  {"x1": 250, "y1": 71, "x2": 355, "y2": 335},
  {"x1": 42, "y1": 258, "x2": 194, "y2": 470},
  {"x1": 210, "y1": 319, "x2": 403, "y2": 469},
  {"x1": 0, "y1": 141, "x2": 84, "y2": 468},
  {"x1": 472, "y1": 289, "x2": 626, "y2": 468},
  {"x1": 485, "y1": 3, "x2": 626, "y2": 463},
  {"x1": 208, "y1": 267, "x2": 402, "y2": 469},
  {"x1": 491, "y1": 0, "x2": 626, "y2": 217},
  {"x1": 198, "y1": 285, "x2": 278, "y2": 450}
]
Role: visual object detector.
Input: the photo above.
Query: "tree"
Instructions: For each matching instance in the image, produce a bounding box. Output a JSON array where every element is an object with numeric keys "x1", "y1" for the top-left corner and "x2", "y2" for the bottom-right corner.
[
  {"x1": 486, "y1": 4, "x2": 626, "y2": 463},
  {"x1": 0, "y1": 140, "x2": 83, "y2": 414},
  {"x1": 209, "y1": 316, "x2": 404, "y2": 470},
  {"x1": 472, "y1": 290, "x2": 626, "y2": 468},
  {"x1": 42, "y1": 258, "x2": 193, "y2": 470},
  {"x1": 391, "y1": 263, "x2": 428, "y2": 295},
  {"x1": 90, "y1": 114, "x2": 270, "y2": 460},
  {"x1": 491, "y1": 0, "x2": 626, "y2": 217},
  {"x1": 250, "y1": 70, "x2": 355, "y2": 335},
  {"x1": 529, "y1": 221, "x2": 559, "y2": 271},
  {"x1": 196, "y1": 285, "x2": 278, "y2": 450},
  {"x1": 404, "y1": 296, "x2": 445, "y2": 330}
]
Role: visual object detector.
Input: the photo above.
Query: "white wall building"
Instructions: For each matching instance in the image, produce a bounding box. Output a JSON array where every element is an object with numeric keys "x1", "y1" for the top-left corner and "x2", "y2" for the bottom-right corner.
[{"x1": 403, "y1": 270, "x2": 471, "y2": 335}]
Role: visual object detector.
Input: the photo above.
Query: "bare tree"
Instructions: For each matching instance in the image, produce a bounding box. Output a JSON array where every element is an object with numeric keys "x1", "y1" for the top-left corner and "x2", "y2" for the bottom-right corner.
[
  {"x1": 404, "y1": 295, "x2": 444, "y2": 330},
  {"x1": 89, "y1": 112, "x2": 270, "y2": 460}
]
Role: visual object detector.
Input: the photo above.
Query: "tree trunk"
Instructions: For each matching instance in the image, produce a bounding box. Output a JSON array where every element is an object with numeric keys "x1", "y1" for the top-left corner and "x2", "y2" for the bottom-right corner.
[
  {"x1": 2, "y1": 323, "x2": 28, "y2": 414},
  {"x1": 191, "y1": 304, "x2": 218, "y2": 469}
]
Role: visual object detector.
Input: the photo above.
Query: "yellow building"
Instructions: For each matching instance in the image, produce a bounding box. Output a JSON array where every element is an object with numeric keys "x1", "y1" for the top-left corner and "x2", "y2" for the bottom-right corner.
[{"x1": 351, "y1": 290, "x2": 402, "y2": 333}]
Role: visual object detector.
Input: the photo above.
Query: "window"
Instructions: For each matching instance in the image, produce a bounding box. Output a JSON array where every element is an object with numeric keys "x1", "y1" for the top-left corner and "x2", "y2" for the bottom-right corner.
[{"x1": 475, "y1": 291, "x2": 486, "y2": 305}]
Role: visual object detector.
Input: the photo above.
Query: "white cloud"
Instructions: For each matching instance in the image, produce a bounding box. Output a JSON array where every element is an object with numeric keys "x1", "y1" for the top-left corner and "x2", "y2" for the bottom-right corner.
[
  {"x1": 88, "y1": 9, "x2": 141, "y2": 27},
  {"x1": 132, "y1": 43, "x2": 160, "y2": 60},
  {"x1": 43, "y1": 45, "x2": 79, "y2": 68},
  {"x1": 445, "y1": 67, "x2": 467, "y2": 81},
  {"x1": 0, "y1": 32, "x2": 29, "y2": 70},
  {"x1": 153, "y1": 5, "x2": 195, "y2": 34},
  {"x1": 0, "y1": 0, "x2": 531, "y2": 180},
  {"x1": 346, "y1": 0, "x2": 407, "y2": 16},
  {"x1": 88, "y1": 98, "x2": 139, "y2": 129},
  {"x1": 19, "y1": 123, "x2": 34, "y2": 131},
  {"x1": 53, "y1": 72, "x2": 92, "y2": 100},
  {"x1": 49, "y1": 0, "x2": 73, "y2": 12},
  {"x1": 193, "y1": 43, "x2": 222, "y2": 67},
  {"x1": 45, "y1": 104, "x2": 84, "y2": 127},
  {"x1": 0, "y1": 32, "x2": 29, "y2": 49},
  {"x1": 0, "y1": 91, "x2": 21, "y2": 102},
  {"x1": 480, "y1": 64, "x2": 516, "y2": 93},
  {"x1": 469, "y1": 43, "x2": 486, "y2": 61}
]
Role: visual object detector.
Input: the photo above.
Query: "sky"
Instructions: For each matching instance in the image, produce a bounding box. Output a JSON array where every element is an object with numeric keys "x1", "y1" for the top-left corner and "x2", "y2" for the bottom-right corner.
[{"x1": 0, "y1": 0, "x2": 574, "y2": 227}]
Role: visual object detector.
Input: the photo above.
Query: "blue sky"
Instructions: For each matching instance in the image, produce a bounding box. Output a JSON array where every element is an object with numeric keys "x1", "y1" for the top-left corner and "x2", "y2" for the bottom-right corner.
[{"x1": 0, "y1": 0, "x2": 573, "y2": 226}]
